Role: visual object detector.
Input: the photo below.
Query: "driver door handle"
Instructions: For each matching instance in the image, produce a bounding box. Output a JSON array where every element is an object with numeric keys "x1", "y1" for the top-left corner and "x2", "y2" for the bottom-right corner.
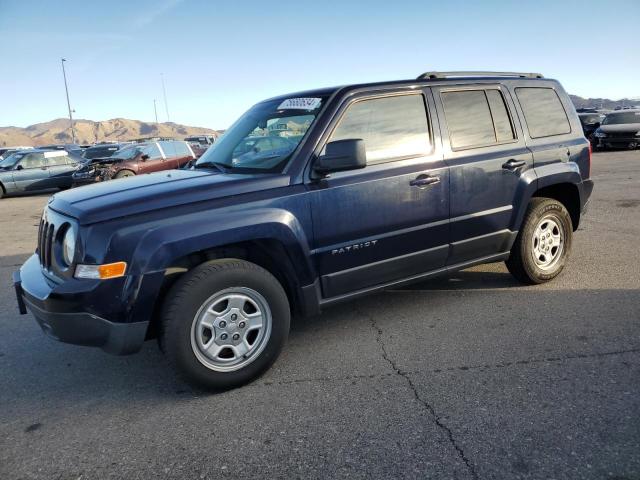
[
  {"x1": 410, "y1": 174, "x2": 440, "y2": 188},
  {"x1": 502, "y1": 159, "x2": 526, "y2": 170}
]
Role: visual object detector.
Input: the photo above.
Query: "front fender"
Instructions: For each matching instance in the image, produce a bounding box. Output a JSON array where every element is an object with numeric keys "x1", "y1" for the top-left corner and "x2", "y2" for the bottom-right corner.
[{"x1": 128, "y1": 207, "x2": 316, "y2": 285}]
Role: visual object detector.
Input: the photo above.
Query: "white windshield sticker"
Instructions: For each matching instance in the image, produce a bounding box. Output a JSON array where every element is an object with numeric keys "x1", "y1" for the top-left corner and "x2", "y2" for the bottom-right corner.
[
  {"x1": 44, "y1": 150, "x2": 67, "y2": 158},
  {"x1": 277, "y1": 97, "x2": 321, "y2": 110}
]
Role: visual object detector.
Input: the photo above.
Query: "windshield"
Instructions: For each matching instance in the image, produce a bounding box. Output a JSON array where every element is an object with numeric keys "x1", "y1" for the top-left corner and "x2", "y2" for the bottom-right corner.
[
  {"x1": 111, "y1": 145, "x2": 142, "y2": 160},
  {"x1": 195, "y1": 96, "x2": 326, "y2": 173},
  {"x1": 0, "y1": 151, "x2": 26, "y2": 169},
  {"x1": 602, "y1": 112, "x2": 640, "y2": 125}
]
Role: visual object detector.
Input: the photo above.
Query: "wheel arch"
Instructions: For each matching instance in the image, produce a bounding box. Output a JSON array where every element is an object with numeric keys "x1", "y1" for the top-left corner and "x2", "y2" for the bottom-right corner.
[
  {"x1": 532, "y1": 183, "x2": 581, "y2": 231},
  {"x1": 146, "y1": 238, "x2": 308, "y2": 340},
  {"x1": 129, "y1": 209, "x2": 316, "y2": 338},
  {"x1": 512, "y1": 163, "x2": 583, "y2": 232}
]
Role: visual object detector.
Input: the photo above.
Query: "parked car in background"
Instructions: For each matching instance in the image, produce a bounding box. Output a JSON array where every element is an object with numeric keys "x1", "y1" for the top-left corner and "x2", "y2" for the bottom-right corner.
[
  {"x1": 72, "y1": 139, "x2": 195, "y2": 186},
  {"x1": 0, "y1": 146, "x2": 33, "y2": 160},
  {"x1": 231, "y1": 135, "x2": 296, "y2": 168},
  {"x1": 185, "y1": 135, "x2": 216, "y2": 158},
  {"x1": 185, "y1": 135, "x2": 216, "y2": 147},
  {"x1": 0, "y1": 149, "x2": 80, "y2": 198},
  {"x1": 578, "y1": 113, "x2": 605, "y2": 140},
  {"x1": 81, "y1": 143, "x2": 124, "y2": 160},
  {"x1": 593, "y1": 110, "x2": 640, "y2": 150}
]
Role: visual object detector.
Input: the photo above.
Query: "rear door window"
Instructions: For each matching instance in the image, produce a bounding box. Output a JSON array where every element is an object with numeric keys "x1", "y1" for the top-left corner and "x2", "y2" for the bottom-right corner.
[
  {"x1": 329, "y1": 94, "x2": 431, "y2": 164},
  {"x1": 158, "y1": 141, "x2": 176, "y2": 158},
  {"x1": 441, "y1": 90, "x2": 497, "y2": 149},
  {"x1": 174, "y1": 142, "x2": 192, "y2": 157},
  {"x1": 515, "y1": 87, "x2": 571, "y2": 138},
  {"x1": 486, "y1": 90, "x2": 515, "y2": 142},
  {"x1": 441, "y1": 89, "x2": 516, "y2": 149},
  {"x1": 46, "y1": 153, "x2": 69, "y2": 166}
]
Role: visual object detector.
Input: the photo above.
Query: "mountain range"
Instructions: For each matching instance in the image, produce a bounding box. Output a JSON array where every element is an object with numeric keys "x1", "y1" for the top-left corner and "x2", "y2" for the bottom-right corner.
[
  {"x1": 0, "y1": 118, "x2": 219, "y2": 147},
  {"x1": 2, "y1": 94, "x2": 639, "y2": 148},
  {"x1": 569, "y1": 95, "x2": 640, "y2": 111}
]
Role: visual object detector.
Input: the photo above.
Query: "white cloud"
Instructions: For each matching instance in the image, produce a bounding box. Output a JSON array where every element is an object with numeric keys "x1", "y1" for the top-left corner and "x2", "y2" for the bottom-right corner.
[{"x1": 132, "y1": 0, "x2": 185, "y2": 28}]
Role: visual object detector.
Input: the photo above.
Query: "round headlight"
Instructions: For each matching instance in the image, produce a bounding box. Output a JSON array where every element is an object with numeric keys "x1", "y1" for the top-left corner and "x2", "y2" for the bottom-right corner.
[{"x1": 62, "y1": 227, "x2": 76, "y2": 265}]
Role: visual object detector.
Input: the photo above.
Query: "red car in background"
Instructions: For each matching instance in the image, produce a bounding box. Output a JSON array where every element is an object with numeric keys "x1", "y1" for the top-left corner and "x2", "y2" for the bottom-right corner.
[{"x1": 72, "y1": 140, "x2": 196, "y2": 186}]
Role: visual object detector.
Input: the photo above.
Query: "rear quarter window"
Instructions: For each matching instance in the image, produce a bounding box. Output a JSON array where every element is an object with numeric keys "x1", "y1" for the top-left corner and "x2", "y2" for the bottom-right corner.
[{"x1": 515, "y1": 87, "x2": 571, "y2": 138}]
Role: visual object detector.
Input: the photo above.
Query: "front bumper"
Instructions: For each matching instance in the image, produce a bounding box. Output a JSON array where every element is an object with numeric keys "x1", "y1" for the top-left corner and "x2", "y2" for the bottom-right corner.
[
  {"x1": 71, "y1": 173, "x2": 101, "y2": 187},
  {"x1": 13, "y1": 254, "x2": 161, "y2": 355},
  {"x1": 595, "y1": 136, "x2": 639, "y2": 148}
]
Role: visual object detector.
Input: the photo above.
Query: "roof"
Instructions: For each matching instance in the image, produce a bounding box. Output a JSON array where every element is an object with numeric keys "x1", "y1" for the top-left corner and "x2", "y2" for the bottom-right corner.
[{"x1": 261, "y1": 72, "x2": 554, "y2": 105}]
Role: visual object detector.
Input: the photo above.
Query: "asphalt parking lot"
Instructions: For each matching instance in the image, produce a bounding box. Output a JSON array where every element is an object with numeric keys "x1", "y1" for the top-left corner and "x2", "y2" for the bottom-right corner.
[{"x1": 0, "y1": 150, "x2": 639, "y2": 480}]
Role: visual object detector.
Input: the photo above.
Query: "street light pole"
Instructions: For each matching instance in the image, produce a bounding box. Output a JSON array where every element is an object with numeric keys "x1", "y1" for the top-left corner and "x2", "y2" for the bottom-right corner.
[
  {"x1": 60, "y1": 58, "x2": 76, "y2": 144},
  {"x1": 161, "y1": 73, "x2": 170, "y2": 122}
]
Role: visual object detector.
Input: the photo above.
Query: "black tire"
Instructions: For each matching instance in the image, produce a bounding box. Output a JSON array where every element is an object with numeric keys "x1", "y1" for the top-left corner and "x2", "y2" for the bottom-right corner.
[
  {"x1": 506, "y1": 198, "x2": 573, "y2": 284},
  {"x1": 160, "y1": 259, "x2": 290, "y2": 390},
  {"x1": 0, "y1": 183, "x2": 4, "y2": 199},
  {"x1": 114, "y1": 169, "x2": 135, "y2": 179}
]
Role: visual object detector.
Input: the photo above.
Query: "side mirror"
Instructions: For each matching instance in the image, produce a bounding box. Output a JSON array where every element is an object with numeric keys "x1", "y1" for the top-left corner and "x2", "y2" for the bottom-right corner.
[
  {"x1": 141, "y1": 154, "x2": 150, "y2": 161},
  {"x1": 314, "y1": 139, "x2": 366, "y2": 175},
  {"x1": 15, "y1": 164, "x2": 23, "y2": 171}
]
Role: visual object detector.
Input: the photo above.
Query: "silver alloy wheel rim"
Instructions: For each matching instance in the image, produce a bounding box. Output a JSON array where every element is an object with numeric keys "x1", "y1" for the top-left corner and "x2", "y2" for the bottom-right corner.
[
  {"x1": 190, "y1": 287, "x2": 272, "y2": 372},
  {"x1": 531, "y1": 214, "x2": 563, "y2": 271}
]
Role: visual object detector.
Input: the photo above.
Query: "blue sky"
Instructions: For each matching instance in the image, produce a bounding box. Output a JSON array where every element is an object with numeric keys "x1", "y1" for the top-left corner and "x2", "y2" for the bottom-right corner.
[{"x1": 0, "y1": 0, "x2": 638, "y2": 129}]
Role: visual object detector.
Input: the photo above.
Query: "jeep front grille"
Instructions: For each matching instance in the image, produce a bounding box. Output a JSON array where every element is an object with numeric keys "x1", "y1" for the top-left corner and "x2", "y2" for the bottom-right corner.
[{"x1": 37, "y1": 217, "x2": 55, "y2": 270}]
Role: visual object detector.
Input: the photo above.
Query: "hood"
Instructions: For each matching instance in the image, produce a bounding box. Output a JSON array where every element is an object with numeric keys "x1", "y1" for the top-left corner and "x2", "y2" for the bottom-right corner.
[
  {"x1": 599, "y1": 123, "x2": 640, "y2": 133},
  {"x1": 49, "y1": 168, "x2": 290, "y2": 225}
]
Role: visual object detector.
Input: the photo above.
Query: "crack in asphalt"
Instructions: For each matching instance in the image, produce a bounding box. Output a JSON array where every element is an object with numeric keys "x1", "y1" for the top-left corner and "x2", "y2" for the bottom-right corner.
[
  {"x1": 367, "y1": 313, "x2": 480, "y2": 480},
  {"x1": 259, "y1": 346, "x2": 640, "y2": 388}
]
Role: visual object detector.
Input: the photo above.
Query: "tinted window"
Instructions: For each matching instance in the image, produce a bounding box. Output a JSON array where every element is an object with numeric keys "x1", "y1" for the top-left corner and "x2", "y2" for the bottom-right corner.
[
  {"x1": 158, "y1": 141, "x2": 176, "y2": 158},
  {"x1": 516, "y1": 87, "x2": 570, "y2": 138},
  {"x1": 20, "y1": 153, "x2": 46, "y2": 169},
  {"x1": 486, "y1": 90, "x2": 515, "y2": 142},
  {"x1": 143, "y1": 143, "x2": 163, "y2": 160},
  {"x1": 442, "y1": 90, "x2": 495, "y2": 149},
  {"x1": 83, "y1": 146, "x2": 119, "y2": 159},
  {"x1": 329, "y1": 94, "x2": 430, "y2": 164},
  {"x1": 47, "y1": 153, "x2": 69, "y2": 166}
]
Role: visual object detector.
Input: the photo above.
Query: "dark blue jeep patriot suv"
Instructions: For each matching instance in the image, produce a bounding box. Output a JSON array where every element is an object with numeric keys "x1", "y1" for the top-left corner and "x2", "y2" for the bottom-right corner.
[{"x1": 14, "y1": 71, "x2": 594, "y2": 389}]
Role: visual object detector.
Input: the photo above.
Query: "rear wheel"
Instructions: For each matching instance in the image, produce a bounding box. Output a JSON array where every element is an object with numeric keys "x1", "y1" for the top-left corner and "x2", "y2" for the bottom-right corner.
[
  {"x1": 160, "y1": 259, "x2": 290, "y2": 390},
  {"x1": 506, "y1": 198, "x2": 573, "y2": 284},
  {"x1": 114, "y1": 169, "x2": 135, "y2": 179}
]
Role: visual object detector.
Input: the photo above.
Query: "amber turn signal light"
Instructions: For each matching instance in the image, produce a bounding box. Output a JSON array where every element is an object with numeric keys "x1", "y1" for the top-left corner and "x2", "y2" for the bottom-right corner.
[{"x1": 75, "y1": 262, "x2": 127, "y2": 280}]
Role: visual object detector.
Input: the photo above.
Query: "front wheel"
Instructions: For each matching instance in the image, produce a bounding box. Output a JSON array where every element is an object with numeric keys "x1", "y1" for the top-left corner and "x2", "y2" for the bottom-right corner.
[
  {"x1": 114, "y1": 169, "x2": 135, "y2": 179},
  {"x1": 160, "y1": 259, "x2": 290, "y2": 390},
  {"x1": 506, "y1": 198, "x2": 573, "y2": 284}
]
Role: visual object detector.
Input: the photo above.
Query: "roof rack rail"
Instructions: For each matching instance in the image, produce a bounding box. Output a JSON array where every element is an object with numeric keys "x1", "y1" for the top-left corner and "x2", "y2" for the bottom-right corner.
[{"x1": 417, "y1": 71, "x2": 544, "y2": 80}]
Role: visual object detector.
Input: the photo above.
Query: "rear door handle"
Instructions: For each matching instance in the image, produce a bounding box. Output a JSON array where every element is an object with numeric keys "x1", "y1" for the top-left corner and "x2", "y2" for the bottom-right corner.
[
  {"x1": 410, "y1": 174, "x2": 440, "y2": 188},
  {"x1": 502, "y1": 159, "x2": 526, "y2": 170}
]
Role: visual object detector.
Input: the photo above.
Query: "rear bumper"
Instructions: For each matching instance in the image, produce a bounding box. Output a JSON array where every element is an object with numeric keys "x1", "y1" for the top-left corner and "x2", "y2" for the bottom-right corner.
[
  {"x1": 13, "y1": 254, "x2": 162, "y2": 355},
  {"x1": 581, "y1": 179, "x2": 594, "y2": 215}
]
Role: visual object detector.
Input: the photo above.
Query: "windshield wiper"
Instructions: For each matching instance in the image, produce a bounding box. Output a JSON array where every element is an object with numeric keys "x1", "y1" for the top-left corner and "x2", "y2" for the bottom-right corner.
[{"x1": 194, "y1": 161, "x2": 229, "y2": 173}]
